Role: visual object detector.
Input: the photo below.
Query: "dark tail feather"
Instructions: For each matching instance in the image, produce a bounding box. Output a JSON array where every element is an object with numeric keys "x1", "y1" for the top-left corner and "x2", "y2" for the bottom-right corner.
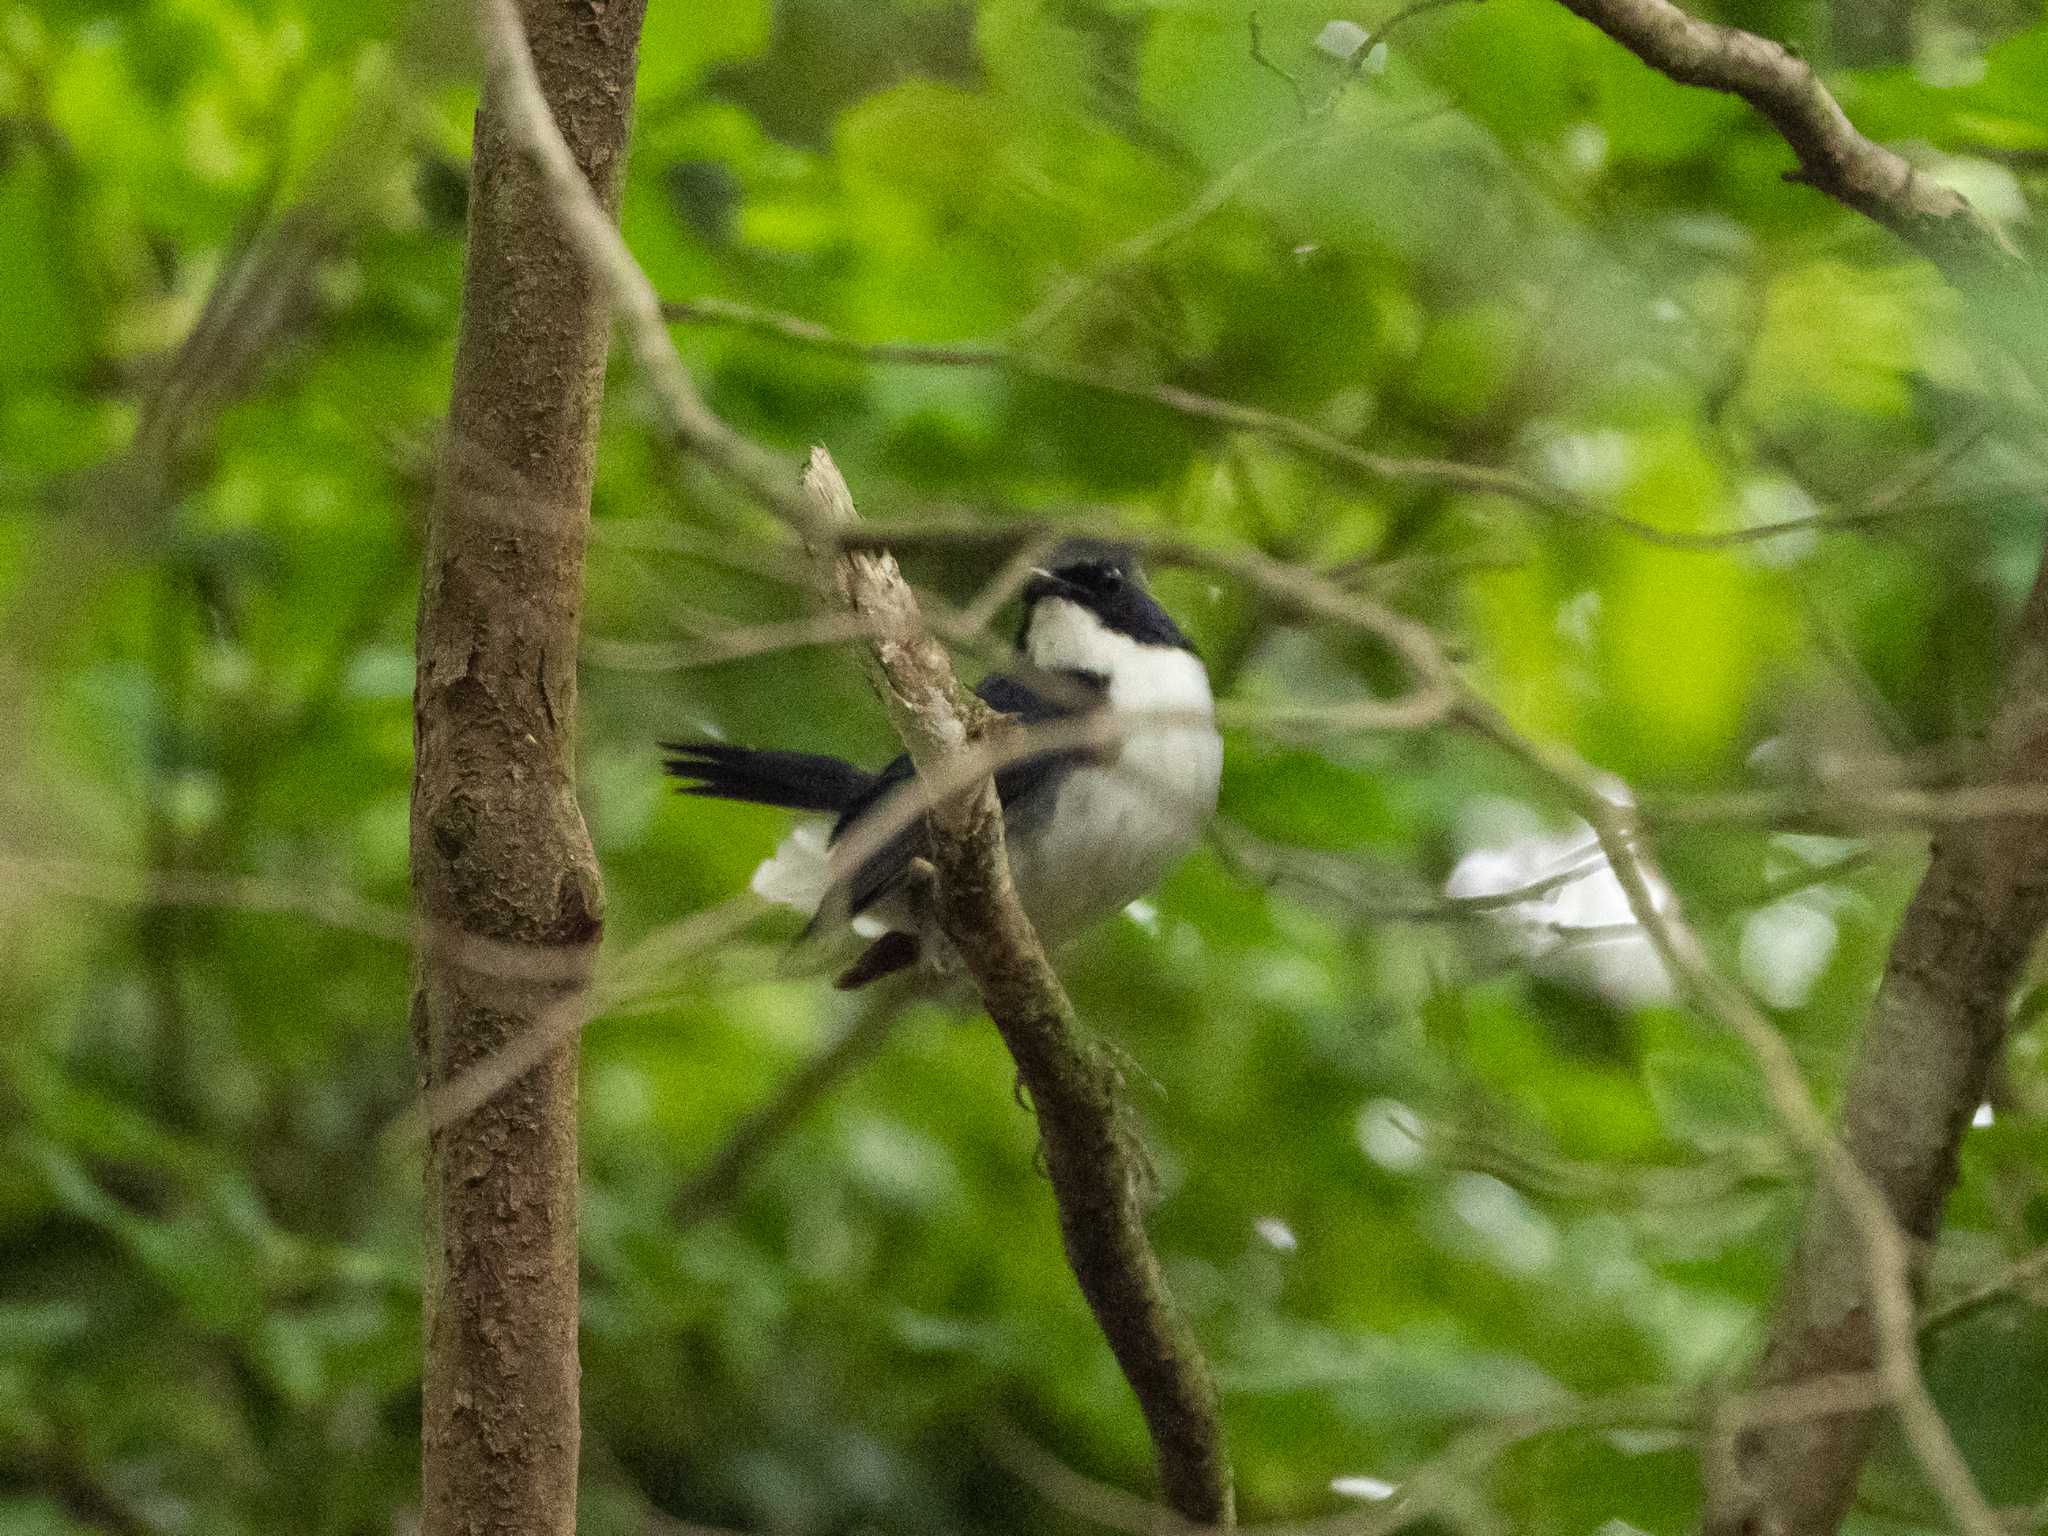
[{"x1": 661, "y1": 741, "x2": 874, "y2": 814}]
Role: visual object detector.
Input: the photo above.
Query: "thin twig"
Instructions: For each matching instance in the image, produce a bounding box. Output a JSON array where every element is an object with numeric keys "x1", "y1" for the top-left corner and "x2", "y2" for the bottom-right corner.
[
  {"x1": 1920, "y1": 1242, "x2": 2048, "y2": 1335},
  {"x1": 664, "y1": 299, "x2": 1954, "y2": 552},
  {"x1": 1009, "y1": 118, "x2": 1319, "y2": 343},
  {"x1": 663, "y1": 297, "x2": 1580, "y2": 516},
  {"x1": 5, "y1": 854, "x2": 411, "y2": 944},
  {"x1": 1247, "y1": 12, "x2": 1312, "y2": 118},
  {"x1": 671, "y1": 997, "x2": 909, "y2": 1223}
]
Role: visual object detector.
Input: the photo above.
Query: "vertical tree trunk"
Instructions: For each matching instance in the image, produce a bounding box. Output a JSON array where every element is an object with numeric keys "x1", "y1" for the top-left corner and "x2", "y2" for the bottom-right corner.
[
  {"x1": 410, "y1": 4, "x2": 647, "y2": 1534},
  {"x1": 1713, "y1": 553, "x2": 2048, "y2": 1536}
]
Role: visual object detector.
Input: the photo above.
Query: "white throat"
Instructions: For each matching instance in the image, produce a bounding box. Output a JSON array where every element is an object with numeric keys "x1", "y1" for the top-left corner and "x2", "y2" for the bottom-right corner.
[{"x1": 1024, "y1": 596, "x2": 1215, "y2": 718}]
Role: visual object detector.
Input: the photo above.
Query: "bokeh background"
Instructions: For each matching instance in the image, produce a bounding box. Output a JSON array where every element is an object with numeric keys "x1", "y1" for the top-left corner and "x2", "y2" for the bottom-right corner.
[{"x1": 5, "y1": 0, "x2": 2048, "y2": 1531}]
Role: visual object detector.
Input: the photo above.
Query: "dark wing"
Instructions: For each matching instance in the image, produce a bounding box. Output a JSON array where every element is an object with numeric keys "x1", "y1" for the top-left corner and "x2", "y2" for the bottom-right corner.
[{"x1": 822, "y1": 669, "x2": 1105, "y2": 923}]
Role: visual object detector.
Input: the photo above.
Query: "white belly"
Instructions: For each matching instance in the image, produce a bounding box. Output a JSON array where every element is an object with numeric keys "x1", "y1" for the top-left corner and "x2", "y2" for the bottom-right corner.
[{"x1": 1007, "y1": 713, "x2": 1222, "y2": 943}]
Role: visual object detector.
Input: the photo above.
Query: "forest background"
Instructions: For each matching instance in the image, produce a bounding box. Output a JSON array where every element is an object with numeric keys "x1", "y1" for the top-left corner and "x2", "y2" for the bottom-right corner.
[{"x1": 7, "y1": 0, "x2": 2048, "y2": 1531}]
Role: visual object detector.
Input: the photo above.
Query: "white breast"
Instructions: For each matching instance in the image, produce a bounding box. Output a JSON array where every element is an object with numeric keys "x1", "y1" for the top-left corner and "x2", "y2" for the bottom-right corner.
[{"x1": 1007, "y1": 599, "x2": 1222, "y2": 941}]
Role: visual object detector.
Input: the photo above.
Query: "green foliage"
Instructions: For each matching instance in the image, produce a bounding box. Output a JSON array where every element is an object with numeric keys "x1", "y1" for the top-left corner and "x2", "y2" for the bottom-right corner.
[{"x1": 5, "y1": 0, "x2": 2048, "y2": 1532}]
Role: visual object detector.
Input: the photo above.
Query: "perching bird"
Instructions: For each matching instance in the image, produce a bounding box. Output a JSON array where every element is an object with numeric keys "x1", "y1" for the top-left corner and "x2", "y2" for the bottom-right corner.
[{"x1": 662, "y1": 546, "x2": 1222, "y2": 989}]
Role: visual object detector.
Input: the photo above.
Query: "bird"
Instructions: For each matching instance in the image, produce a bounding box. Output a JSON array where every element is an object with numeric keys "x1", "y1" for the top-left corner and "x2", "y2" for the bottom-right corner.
[{"x1": 661, "y1": 544, "x2": 1222, "y2": 990}]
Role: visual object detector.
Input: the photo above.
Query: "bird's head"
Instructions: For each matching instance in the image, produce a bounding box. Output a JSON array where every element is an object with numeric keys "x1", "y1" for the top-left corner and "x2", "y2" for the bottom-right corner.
[{"x1": 1018, "y1": 541, "x2": 1196, "y2": 675}]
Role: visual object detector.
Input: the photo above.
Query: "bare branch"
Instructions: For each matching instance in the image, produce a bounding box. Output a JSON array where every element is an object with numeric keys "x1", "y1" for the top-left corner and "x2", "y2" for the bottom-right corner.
[
  {"x1": 801, "y1": 449, "x2": 1236, "y2": 1526},
  {"x1": 1921, "y1": 1242, "x2": 2048, "y2": 1335},
  {"x1": 1546, "y1": 0, "x2": 2022, "y2": 281}
]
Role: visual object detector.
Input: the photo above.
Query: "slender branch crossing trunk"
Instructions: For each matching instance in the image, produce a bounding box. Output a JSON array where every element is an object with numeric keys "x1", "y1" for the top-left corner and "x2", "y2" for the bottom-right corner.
[{"x1": 410, "y1": 4, "x2": 646, "y2": 1533}]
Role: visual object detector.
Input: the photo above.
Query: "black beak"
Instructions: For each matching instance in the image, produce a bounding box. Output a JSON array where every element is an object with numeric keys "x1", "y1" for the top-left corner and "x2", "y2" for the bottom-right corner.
[{"x1": 1022, "y1": 566, "x2": 1075, "y2": 607}]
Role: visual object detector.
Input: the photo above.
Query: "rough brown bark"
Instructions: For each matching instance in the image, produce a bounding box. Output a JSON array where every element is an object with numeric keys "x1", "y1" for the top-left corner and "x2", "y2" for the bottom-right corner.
[
  {"x1": 1711, "y1": 554, "x2": 2048, "y2": 1536},
  {"x1": 410, "y1": 5, "x2": 646, "y2": 1535}
]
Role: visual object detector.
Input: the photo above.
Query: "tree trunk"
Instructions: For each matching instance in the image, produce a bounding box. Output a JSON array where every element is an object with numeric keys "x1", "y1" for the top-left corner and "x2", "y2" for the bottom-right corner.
[
  {"x1": 410, "y1": 4, "x2": 647, "y2": 1534},
  {"x1": 1711, "y1": 551, "x2": 2048, "y2": 1536}
]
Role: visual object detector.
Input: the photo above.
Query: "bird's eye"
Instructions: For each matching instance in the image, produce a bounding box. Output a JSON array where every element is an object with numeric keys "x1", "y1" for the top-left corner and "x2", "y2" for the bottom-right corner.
[{"x1": 1098, "y1": 567, "x2": 1125, "y2": 592}]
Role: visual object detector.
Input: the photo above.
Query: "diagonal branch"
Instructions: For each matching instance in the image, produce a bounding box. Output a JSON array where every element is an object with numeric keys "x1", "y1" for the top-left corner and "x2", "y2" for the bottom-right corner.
[
  {"x1": 800, "y1": 450, "x2": 1236, "y2": 1526},
  {"x1": 1546, "y1": 0, "x2": 2021, "y2": 281}
]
